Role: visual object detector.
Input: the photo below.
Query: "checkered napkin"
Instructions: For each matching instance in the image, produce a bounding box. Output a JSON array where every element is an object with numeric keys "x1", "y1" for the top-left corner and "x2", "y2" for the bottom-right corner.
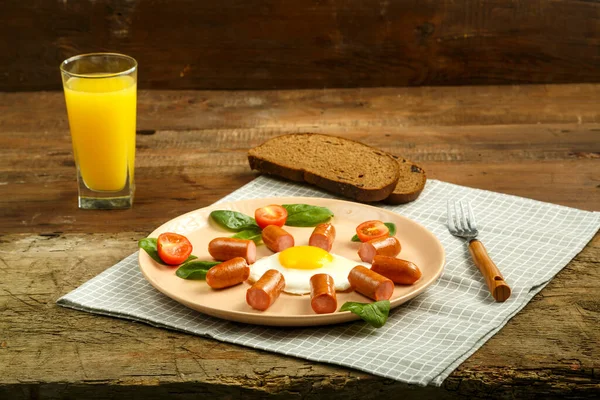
[{"x1": 57, "y1": 176, "x2": 600, "y2": 386}]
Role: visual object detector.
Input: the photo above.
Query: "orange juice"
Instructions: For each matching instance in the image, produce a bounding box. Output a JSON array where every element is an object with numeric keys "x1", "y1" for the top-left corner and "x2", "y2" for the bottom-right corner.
[{"x1": 64, "y1": 75, "x2": 136, "y2": 192}]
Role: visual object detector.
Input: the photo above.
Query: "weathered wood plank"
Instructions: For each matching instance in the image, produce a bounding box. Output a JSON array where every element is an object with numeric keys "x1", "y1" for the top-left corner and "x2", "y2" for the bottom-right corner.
[
  {"x1": 1, "y1": 87, "x2": 598, "y2": 234},
  {"x1": 0, "y1": 232, "x2": 598, "y2": 399},
  {"x1": 1, "y1": 141, "x2": 599, "y2": 231},
  {"x1": 1, "y1": 0, "x2": 600, "y2": 91},
  {"x1": 1, "y1": 155, "x2": 599, "y2": 234},
  {"x1": 2, "y1": 85, "x2": 600, "y2": 134}
]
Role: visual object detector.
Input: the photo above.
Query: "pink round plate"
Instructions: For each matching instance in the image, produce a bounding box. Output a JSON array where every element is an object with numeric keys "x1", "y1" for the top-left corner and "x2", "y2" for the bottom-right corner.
[{"x1": 139, "y1": 197, "x2": 445, "y2": 327}]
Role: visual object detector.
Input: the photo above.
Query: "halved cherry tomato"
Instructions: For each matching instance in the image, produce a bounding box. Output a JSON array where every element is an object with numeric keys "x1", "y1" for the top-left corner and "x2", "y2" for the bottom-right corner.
[
  {"x1": 157, "y1": 232, "x2": 193, "y2": 265},
  {"x1": 255, "y1": 205, "x2": 288, "y2": 229},
  {"x1": 356, "y1": 220, "x2": 389, "y2": 242}
]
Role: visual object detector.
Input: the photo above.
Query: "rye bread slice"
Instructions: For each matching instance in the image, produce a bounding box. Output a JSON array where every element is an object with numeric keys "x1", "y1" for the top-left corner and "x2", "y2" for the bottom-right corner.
[
  {"x1": 384, "y1": 156, "x2": 427, "y2": 204},
  {"x1": 248, "y1": 133, "x2": 400, "y2": 202}
]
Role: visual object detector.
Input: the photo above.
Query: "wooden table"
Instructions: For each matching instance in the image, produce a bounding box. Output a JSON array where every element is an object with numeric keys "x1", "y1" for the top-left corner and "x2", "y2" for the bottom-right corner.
[{"x1": 1, "y1": 84, "x2": 598, "y2": 399}]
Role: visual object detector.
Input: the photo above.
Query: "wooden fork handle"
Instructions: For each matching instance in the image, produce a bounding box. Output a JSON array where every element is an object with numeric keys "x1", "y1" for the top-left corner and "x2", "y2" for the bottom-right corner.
[{"x1": 468, "y1": 239, "x2": 511, "y2": 302}]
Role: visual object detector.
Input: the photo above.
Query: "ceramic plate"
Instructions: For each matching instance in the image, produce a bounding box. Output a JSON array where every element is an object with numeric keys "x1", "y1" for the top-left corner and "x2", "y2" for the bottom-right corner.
[{"x1": 139, "y1": 197, "x2": 445, "y2": 327}]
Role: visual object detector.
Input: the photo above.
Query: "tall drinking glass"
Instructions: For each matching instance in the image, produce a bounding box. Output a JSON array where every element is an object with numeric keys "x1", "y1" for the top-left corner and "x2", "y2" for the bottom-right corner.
[{"x1": 60, "y1": 53, "x2": 137, "y2": 209}]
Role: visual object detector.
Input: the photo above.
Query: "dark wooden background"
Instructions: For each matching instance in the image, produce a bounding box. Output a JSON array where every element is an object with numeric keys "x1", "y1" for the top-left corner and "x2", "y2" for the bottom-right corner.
[{"x1": 2, "y1": 0, "x2": 599, "y2": 91}]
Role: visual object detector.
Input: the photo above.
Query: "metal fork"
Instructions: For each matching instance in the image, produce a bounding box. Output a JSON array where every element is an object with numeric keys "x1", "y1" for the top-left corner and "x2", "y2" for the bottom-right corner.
[{"x1": 447, "y1": 200, "x2": 511, "y2": 302}]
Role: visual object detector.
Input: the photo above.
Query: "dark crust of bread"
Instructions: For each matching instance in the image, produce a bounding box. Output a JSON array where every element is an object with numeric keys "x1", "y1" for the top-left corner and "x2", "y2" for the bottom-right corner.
[
  {"x1": 384, "y1": 185, "x2": 425, "y2": 204},
  {"x1": 383, "y1": 157, "x2": 427, "y2": 204},
  {"x1": 248, "y1": 134, "x2": 400, "y2": 202}
]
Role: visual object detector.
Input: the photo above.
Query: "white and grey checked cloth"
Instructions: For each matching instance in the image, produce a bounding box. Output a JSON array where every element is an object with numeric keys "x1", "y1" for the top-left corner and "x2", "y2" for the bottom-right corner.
[{"x1": 57, "y1": 176, "x2": 600, "y2": 386}]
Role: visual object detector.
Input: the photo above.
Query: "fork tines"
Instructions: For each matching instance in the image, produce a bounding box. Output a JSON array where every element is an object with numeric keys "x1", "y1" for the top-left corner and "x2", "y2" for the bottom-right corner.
[{"x1": 447, "y1": 200, "x2": 479, "y2": 237}]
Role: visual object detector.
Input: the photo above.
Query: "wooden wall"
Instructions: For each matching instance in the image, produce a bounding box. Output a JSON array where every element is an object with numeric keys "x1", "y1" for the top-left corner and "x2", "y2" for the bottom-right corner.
[{"x1": 2, "y1": 0, "x2": 599, "y2": 91}]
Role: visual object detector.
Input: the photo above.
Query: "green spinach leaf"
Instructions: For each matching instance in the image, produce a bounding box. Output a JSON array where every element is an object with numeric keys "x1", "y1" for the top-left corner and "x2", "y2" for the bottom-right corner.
[
  {"x1": 210, "y1": 210, "x2": 258, "y2": 232},
  {"x1": 384, "y1": 222, "x2": 397, "y2": 237},
  {"x1": 340, "y1": 300, "x2": 391, "y2": 328},
  {"x1": 176, "y1": 260, "x2": 221, "y2": 280},
  {"x1": 282, "y1": 204, "x2": 334, "y2": 227},
  {"x1": 231, "y1": 225, "x2": 263, "y2": 244}
]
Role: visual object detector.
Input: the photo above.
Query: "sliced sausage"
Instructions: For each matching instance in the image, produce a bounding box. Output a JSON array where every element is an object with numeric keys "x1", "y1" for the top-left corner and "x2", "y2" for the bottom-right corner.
[
  {"x1": 371, "y1": 255, "x2": 422, "y2": 285},
  {"x1": 246, "y1": 269, "x2": 286, "y2": 311},
  {"x1": 310, "y1": 273, "x2": 337, "y2": 314},
  {"x1": 205, "y1": 257, "x2": 250, "y2": 289},
  {"x1": 348, "y1": 265, "x2": 394, "y2": 301},
  {"x1": 208, "y1": 237, "x2": 256, "y2": 264},
  {"x1": 358, "y1": 236, "x2": 401, "y2": 263},
  {"x1": 262, "y1": 225, "x2": 294, "y2": 253},
  {"x1": 309, "y1": 223, "x2": 336, "y2": 252}
]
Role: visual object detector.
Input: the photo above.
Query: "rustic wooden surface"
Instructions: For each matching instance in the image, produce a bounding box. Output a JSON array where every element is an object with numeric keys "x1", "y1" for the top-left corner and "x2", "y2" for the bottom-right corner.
[
  {"x1": 2, "y1": 0, "x2": 600, "y2": 91},
  {"x1": 1, "y1": 84, "x2": 599, "y2": 399}
]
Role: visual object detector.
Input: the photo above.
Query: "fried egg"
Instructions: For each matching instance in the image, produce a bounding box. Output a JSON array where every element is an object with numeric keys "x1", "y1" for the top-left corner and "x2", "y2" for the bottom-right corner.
[{"x1": 249, "y1": 246, "x2": 368, "y2": 295}]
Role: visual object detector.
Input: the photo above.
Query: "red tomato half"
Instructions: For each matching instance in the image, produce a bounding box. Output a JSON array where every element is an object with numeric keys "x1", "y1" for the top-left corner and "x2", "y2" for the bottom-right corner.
[
  {"x1": 255, "y1": 205, "x2": 288, "y2": 229},
  {"x1": 356, "y1": 220, "x2": 389, "y2": 242},
  {"x1": 157, "y1": 232, "x2": 193, "y2": 265}
]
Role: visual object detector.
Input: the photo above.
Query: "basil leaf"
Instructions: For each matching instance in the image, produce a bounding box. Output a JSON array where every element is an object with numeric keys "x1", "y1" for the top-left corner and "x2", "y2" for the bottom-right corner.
[
  {"x1": 138, "y1": 238, "x2": 163, "y2": 263},
  {"x1": 232, "y1": 226, "x2": 263, "y2": 244},
  {"x1": 340, "y1": 300, "x2": 391, "y2": 328},
  {"x1": 176, "y1": 260, "x2": 221, "y2": 280},
  {"x1": 210, "y1": 210, "x2": 258, "y2": 232},
  {"x1": 282, "y1": 204, "x2": 334, "y2": 227},
  {"x1": 138, "y1": 237, "x2": 197, "y2": 265},
  {"x1": 385, "y1": 222, "x2": 397, "y2": 237},
  {"x1": 351, "y1": 222, "x2": 397, "y2": 242}
]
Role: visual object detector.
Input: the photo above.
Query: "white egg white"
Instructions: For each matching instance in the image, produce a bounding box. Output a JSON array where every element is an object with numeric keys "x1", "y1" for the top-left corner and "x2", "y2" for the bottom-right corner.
[{"x1": 248, "y1": 252, "x2": 369, "y2": 295}]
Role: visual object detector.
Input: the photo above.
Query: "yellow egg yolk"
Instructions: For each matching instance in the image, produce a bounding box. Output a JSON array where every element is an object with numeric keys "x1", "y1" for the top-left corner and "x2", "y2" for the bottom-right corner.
[{"x1": 278, "y1": 246, "x2": 333, "y2": 270}]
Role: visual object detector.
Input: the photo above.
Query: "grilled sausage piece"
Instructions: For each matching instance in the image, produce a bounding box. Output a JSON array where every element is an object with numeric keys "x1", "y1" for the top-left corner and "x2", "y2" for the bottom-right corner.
[
  {"x1": 309, "y1": 223, "x2": 336, "y2": 252},
  {"x1": 208, "y1": 237, "x2": 256, "y2": 264},
  {"x1": 347, "y1": 265, "x2": 394, "y2": 301},
  {"x1": 262, "y1": 225, "x2": 294, "y2": 253},
  {"x1": 205, "y1": 257, "x2": 250, "y2": 289},
  {"x1": 246, "y1": 269, "x2": 286, "y2": 311},
  {"x1": 358, "y1": 236, "x2": 401, "y2": 263},
  {"x1": 371, "y1": 255, "x2": 422, "y2": 285},
  {"x1": 310, "y1": 273, "x2": 337, "y2": 314}
]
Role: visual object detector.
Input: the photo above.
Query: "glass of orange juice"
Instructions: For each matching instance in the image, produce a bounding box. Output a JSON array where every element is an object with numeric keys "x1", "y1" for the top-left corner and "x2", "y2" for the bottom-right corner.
[{"x1": 60, "y1": 53, "x2": 137, "y2": 209}]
